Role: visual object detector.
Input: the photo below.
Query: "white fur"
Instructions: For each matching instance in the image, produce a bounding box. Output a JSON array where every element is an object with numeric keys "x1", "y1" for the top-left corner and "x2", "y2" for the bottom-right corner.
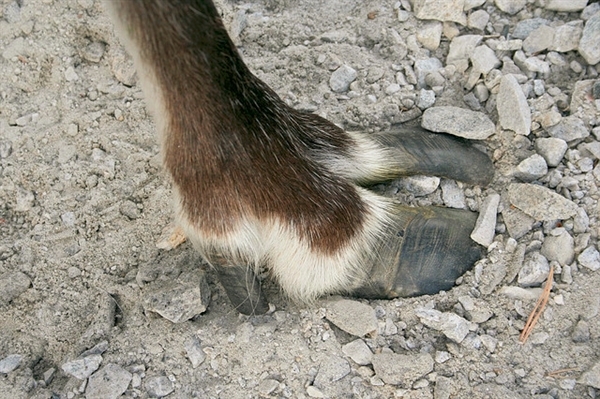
[
  {"x1": 175, "y1": 187, "x2": 393, "y2": 301},
  {"x1": 318, "y1": 131, "x2": 418, "y2": 184}
]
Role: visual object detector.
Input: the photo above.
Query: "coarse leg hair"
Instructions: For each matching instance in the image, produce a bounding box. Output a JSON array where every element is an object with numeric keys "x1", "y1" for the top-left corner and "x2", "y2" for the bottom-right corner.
[{"x1": 106, "y1": 0, "x2": 494, "y2": 315}]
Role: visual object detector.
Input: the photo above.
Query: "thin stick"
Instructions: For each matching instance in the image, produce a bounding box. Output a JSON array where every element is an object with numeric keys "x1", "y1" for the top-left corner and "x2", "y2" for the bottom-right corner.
[
  {"x1": 519, "y1": 266, "x2": 554, "y2": 344},
  {"x1": 546, "y1": 368, "x2": 578, "y2": 378}
]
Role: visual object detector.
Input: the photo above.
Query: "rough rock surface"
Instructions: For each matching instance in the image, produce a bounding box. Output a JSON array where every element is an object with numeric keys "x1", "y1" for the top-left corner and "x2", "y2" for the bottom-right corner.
[
  {"x1": 421, "y1": 106, "x2": 495, "y2": 139},
  {"x1": 1, "y1": 1, "x2": 600, "y2": 398}
]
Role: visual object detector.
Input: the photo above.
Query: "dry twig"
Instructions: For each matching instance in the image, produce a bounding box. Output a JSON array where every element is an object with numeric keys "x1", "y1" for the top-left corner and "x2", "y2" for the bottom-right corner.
[
  {"x1": 546, "y1": 368, "x2": 579, "y2": 378},
  {"x1": 519, "y1": 266, "x2": 554, "y2": 343}
]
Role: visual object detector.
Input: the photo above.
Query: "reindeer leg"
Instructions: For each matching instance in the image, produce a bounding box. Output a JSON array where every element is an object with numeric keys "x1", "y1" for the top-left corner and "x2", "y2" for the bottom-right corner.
[
  {"x1": 107, "y1": 0, "x2": 493, "y2": 310},
  {"x1": 209, "y1": 254, "x2": 270, "y2": 315}
]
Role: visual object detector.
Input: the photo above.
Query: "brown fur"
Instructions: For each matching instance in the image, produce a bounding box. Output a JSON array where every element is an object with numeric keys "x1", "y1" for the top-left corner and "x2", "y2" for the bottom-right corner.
[{"x1": 111, "y1": 0, "x2": 368, "y2": 255}]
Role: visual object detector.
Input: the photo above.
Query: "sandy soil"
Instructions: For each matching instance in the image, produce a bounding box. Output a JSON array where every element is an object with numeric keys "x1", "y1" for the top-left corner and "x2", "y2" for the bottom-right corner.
[{"x1": 1, "y1": 0, "x2": 599, "y2": 398}]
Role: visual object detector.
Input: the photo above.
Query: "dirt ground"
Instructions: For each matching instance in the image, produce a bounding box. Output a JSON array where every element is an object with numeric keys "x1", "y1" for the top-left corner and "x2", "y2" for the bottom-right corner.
[{"x1": 1, "y1": 0, "x2": 600, "y2": 398}]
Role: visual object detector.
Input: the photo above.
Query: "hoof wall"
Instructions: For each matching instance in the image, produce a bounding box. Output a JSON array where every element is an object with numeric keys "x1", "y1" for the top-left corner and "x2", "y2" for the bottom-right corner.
[
  {"x1": 214, "y1": 264, "x2": 270, "y2": 315},
  {"x1": 354, "y1": 206, "x2": 481, "y2": 298}
]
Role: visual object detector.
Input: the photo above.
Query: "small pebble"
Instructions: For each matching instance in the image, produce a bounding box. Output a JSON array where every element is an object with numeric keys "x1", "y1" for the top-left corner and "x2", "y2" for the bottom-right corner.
[
  {"x1": 435, "y1": 351, "x2": 451, "y2": 363},
  {"x1": 372, "y1": 352, "x2": 434, "y2": 386},
  {"x1": 518, "y1": 252, "x2": 550, "y2": 287},
  {"x1": 514, "y1": 154, "x2": 548, "y2": 182},
  {"x1": 145, "y1": 375, "x2": 175, "y2": 398},
  {"x1": 0, "y1": 354, "x2": 23, "y2": 374},
  {"x1": 325, "y1": 299, "x2": 377, "y2": 337},
  {"x1": 535, "y1": 138, "x2": 567, "y2": 167},
  {"x1": 578, "y1": 246, "x2": 600, "y2": 271},
  {"x1": 329, "y1": 65, "x2": 357, "y2": 93},
  {"x1": 342, "y1": 339, "x2": 373, "y2": 366},
  {"x1": 417, "y1": 88, "x2": 436, "y2": 109},
  {"x1": 415, "y1": 308, "x2": 472, "y2": 343},
  {"x1": 470, "y1": 193, "x2": 499, "y2": 247},
  {"x1": 421, "y1": 106, "x2": 495, "y2": 139},
  {"x1": 86, "y1": 364, "x2": 132, "y2": 399},
  {"x1": 497, "y1": 74, "x2": 531, "y2": 136},
  {"x1": 62, "y1": 355, "x2": 103, "y2": 380}
]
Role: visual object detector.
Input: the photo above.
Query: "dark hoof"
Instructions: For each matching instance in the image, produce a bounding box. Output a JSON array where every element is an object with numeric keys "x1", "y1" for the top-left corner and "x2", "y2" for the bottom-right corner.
[
  {"x1": 374, "y1": 128, "x2": 494, "y2": 186},
  {"x1": 213, "y1": 264, "x2": 270, "y2": 315},
  {"x1": 354, "y1": 206, "x2": 481, "y2": 298}
]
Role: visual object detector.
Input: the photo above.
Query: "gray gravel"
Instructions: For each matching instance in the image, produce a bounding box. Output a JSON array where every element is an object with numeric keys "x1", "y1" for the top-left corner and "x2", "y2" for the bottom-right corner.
[{"x1": 1, "y1": 0, "x2": 600, "y2": 398}]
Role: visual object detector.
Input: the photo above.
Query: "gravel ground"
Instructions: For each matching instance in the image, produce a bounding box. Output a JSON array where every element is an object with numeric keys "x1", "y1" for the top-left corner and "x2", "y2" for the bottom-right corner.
[{"x1": 1, "y1": 0, "x2": 600, "y2": 398}]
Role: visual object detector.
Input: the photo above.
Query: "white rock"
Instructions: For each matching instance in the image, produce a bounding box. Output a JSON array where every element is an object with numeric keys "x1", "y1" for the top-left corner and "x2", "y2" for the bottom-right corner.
[
  {"x1": 507, "y1": 183, "x2": 579, "y2": 221},
  {"x1": 413, "y1": 0, "x2": 467, "y2": 24},
  {"x1": 500, "y1": 286, "x2": 543, "y2": 300},
  {"x1": 495, "y1": 0, "x2": 526, "y2": 15},
  {"x1": 145, "y1": 376, "x2": 175, "y2": 398},
  {"x1": 544, "y1": 0, "x2": 589, "y2": 12},
  {"x1": 547, "y1": 116, "x2": 590, "y2": 142},
  {"x1": 495, "y1": 39, "x2": 523, "y2": 51},
  {"x1": 86, "y1": 364, "x2": 132, "y2": 399},
  {"x1": 385, "y1": 83, "x2": 401, "y2": 95},
  {"x1": 143, "y1": 273, "x2": 210, "y2": 323},
  {"x1": 185, "y1": 336, "x2": 206, "y2": 368},
  {"x1": 551, "y1": 21, "x2": 583, "y2": 53},
  {"x1": 470, "y1": 193, "x2": 500, "y2": 247},
  {"x1": 514, "y1": 154, "x2": 548, "y2": 181},
  {"x1": 416, "y1": 21, "x2": 443, "y2": 50},
  {"x1": 447, "y1": 35, "x2": 483, "y2": 66},
  {"x1": 65, "y1": 66, "x2": 79, "y2": 82},
  {"x1": 372, "y1": 352, "x2": 434, "y2": 386},
  {"x1": 583, "y1": 3, "x2": 600, "y2": 20},
  {"x1": 514, "y1": 18, "x2": 549, "y2": 40},
  {"x1": 435, "y1": 351, "x2": 452, "y2": 363},
  {"x1": 313, "y1": 355, "x2": 350, "y2": 387},
  {"x1": 497, "y1": 74, "x2": 531, "y2": 136},
  {"x1": 580, "y1": 360, "x2": 600, "y2": 389},
  {"x1": 541, "y1": 229, "x2": 574, "y2": 266},
  {"x1": 523, "y1": 25, "x2": 555, "y2": 54},
  {"x1": 397, "y1": 175, "x2": 440, "y2": 196},
  {"x1": 580, "y1": 141, "x2": 600, "y2": 159},
  {"x1": 415, "y1": 308, "x2": 472, "y2": 343},
  {"x1": 579, "y1": 12, "x2": 600, "y2": 65},
  {"x1": 518, "y1": 252, "x2": 550, "y2": 287},
  {"x1": 342, "y1": 339, "x2": 373, "y2": 366},
  {"x1": 535, "y1": 138, "x2": 567, "y2": 167},
  {"x1": 325, "y1": 299, "x2": 378, "y2": 337},
  {"x1": 523, "y1": 57, "x2": 551, "y2": 76},
  {"x1": 421, "y1": 106, "x2": 495, "y2": 139},
  {"x1": 62, "y1": 355, "x2": 103, "y2": 380},
  {"x1": 414, "y1": 58, "x2": 444, "y2": 88},
  {"x1": 471, "y1": 45, "x2": 500, "y2": 75},
  {"x1": 0, "y1": 354, "x2": 22, "y2": 374},
  {"x1": 574, "y1": 208, "x2": 590, "y2": 233},
  {"x1": 329, "y1": 65, "x2": 357, "y2": 93},
  {"x1": 578, "y1": 246, "x2": 600, "y2": 271},
  {"x1": 480, "y1": 334, "x2": 498, "y2": 352},
  {"x1": 467, "y1": 10, "x2": 489, "y2": 31},
  {"x1": 533, "y1": 79, "x2": 545, "y2": 96},
  {"x1": 417, "y1": 89, "x2": 436, "y2": 109},
  {"x1": 441, "y1": 180, "x2": 466, "y2": 209},
  {"x1": 307, "y1": 386, "x2": 326, "y2": 398}
]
